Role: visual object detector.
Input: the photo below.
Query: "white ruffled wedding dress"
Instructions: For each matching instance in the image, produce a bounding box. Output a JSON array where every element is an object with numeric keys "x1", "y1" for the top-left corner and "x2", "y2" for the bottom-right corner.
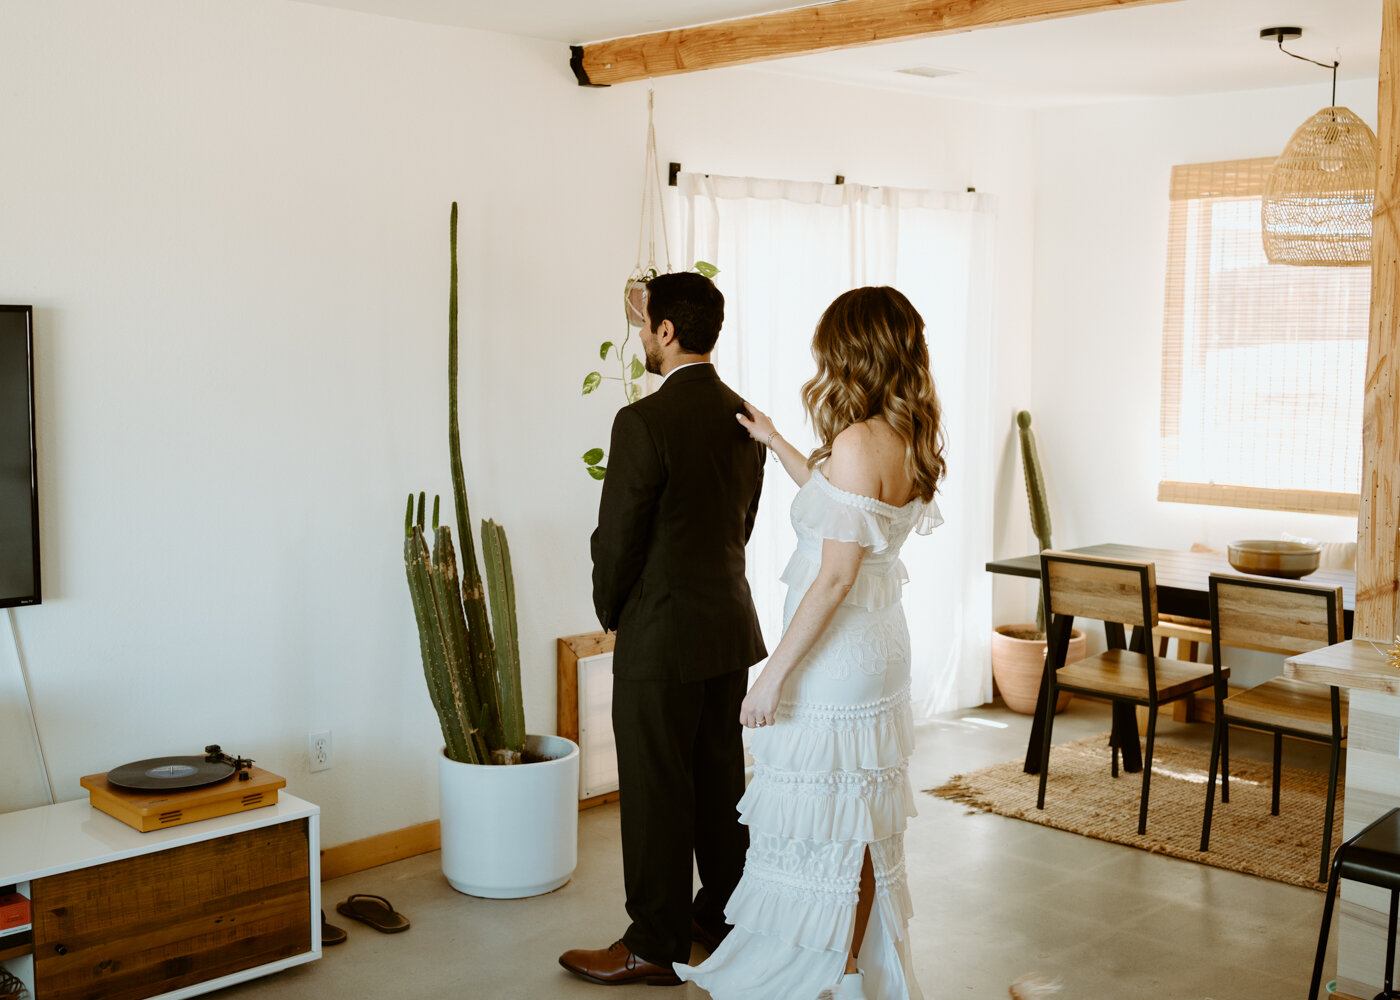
[{"x1": 676, "y1": 469, "x2": 941, "y2": 1000}]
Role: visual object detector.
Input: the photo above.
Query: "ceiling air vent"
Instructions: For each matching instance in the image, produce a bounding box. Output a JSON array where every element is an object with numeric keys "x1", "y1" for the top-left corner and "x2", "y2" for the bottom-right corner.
[{"x1": 896, "y1": 66, "x2": 956, "y2": 80}]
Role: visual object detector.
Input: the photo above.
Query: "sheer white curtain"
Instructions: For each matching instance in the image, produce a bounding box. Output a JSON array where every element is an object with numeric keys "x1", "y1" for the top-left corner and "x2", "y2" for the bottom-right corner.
[{"x1": 674, "y1": 173, "x2": 996, "y2": 718}]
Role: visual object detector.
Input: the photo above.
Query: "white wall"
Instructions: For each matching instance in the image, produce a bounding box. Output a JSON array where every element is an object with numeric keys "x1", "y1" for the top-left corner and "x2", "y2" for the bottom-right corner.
[
  {"x1": 0, "y1": 0, "x2": 1035, "y2": 845},
  {"x1": 1010, "y1": 79, "x2": 1378, "y2": 653}
]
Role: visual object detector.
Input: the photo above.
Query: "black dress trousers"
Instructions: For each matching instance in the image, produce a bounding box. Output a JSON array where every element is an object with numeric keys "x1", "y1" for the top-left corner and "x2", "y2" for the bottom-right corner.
[{"x1": 613, "y1": 669, "x2": 749, "y2": 963}]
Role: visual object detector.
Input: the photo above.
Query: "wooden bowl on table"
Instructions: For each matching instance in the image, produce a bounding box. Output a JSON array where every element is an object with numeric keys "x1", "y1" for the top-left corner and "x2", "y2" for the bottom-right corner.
[{"x1": 1226, "y1": 539, "x2": 1321, "y2": 579}]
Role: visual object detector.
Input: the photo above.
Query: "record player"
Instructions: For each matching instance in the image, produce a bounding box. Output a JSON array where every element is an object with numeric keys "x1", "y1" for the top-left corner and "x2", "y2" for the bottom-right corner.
[{"x1": 80, "y1": 745, "x2": 285, "y2": 832}]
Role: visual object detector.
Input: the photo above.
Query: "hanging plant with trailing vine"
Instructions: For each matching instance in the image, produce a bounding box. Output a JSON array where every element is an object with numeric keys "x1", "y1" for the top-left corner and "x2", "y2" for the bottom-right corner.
[{"x1": 580, "y1": 261, "x2": 718, "y2": 480}]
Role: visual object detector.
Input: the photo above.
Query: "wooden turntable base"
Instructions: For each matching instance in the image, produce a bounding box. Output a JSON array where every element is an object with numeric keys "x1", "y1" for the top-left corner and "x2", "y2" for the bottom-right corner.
[{"x1": 79, "y1": 765, "x2": 286, "y2": 832}]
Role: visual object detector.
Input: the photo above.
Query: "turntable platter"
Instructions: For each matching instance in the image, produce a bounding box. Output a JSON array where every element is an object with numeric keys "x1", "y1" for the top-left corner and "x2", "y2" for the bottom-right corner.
[{"x1": 107, "y1": 755, "x2": 235, "y2": 791}]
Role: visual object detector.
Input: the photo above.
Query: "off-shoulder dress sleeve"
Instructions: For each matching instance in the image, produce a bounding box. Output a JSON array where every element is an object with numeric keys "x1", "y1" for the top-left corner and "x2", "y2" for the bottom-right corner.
[
  {"x1": 789, "y1": 471, "x2": 896, "y2": 552},
  {"x1": 779, "y1": 471, "x2": 941, "y2": 611}
]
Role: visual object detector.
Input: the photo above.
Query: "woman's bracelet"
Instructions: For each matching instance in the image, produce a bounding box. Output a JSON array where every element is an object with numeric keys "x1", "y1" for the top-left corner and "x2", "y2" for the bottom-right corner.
[{"x1": 766, "y1": 431, "x2": 779, "y2": 449}]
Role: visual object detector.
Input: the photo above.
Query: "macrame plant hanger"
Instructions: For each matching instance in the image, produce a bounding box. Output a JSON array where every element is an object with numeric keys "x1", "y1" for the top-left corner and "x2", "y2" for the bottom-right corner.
[{"x1": 624, "y1": 89, "x2": 673, "y2": 328}]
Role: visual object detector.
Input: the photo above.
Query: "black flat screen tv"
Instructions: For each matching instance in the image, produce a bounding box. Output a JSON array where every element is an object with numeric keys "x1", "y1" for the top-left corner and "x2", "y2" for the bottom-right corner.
[{"x1": 0, "y1": 305, "x2": 39, "y2": 607}]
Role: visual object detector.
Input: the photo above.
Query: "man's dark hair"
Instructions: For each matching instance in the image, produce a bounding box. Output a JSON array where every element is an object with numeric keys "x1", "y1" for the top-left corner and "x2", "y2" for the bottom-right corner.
[{"x1": 645, "y1": 272, "x2": 724, "y2": 354}]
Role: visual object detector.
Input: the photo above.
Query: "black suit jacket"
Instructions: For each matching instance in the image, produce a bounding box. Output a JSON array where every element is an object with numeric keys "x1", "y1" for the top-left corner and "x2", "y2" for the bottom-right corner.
[{"x1": 591, "y1": 364, "x2": 767, "y2": 684}]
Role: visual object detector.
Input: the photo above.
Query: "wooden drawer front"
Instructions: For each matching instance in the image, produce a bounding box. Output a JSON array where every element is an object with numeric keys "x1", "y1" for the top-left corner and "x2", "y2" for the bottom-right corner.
[{"x1": 32, "y1": 819, "x2": 310, "y2": 1000}]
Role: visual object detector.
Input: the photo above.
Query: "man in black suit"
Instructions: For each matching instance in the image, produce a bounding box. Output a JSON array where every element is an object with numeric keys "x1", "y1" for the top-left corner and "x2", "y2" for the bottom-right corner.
[{"x1": 559, "y1": 272, "x2": 767, "y2": 986}]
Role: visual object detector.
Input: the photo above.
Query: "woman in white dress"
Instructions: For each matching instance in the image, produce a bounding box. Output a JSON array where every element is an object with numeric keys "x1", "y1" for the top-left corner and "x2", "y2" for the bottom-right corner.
[{"x1": 675, "y1": 286, "x2": 944, "y2": 1000}]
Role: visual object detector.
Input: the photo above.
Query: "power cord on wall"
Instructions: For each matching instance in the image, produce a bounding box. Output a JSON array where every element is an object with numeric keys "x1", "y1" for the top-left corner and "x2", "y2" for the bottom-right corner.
[{"x1": 8, "y1": 607, "x2": 55, "y2": 804}]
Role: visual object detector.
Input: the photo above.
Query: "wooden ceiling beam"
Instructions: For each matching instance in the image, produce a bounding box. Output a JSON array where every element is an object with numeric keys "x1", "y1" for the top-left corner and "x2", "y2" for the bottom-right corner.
[{"x1": 570, "y1": 0, "x2": 1185, "y2": 87}]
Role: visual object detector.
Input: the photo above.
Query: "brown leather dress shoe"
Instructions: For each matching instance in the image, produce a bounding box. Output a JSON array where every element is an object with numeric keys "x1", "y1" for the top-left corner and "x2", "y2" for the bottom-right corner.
[{"x1": 558, "y1": 939, "x2": 682, "y2": 986}]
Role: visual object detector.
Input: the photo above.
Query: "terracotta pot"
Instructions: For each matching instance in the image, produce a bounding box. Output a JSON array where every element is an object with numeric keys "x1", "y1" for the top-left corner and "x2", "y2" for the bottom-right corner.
[
  {"x1": 990, "y1": 624, "x2": 1087, "y2": 715},
  {"x1": 624, "y1": 279, "x2": 648, "y2": 327}
]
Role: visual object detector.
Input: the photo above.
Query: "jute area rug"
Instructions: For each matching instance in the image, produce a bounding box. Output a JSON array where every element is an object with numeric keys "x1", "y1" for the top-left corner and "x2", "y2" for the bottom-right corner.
[{"x1": 928, "y1": 733, "x2": 1342, "y2": 890}]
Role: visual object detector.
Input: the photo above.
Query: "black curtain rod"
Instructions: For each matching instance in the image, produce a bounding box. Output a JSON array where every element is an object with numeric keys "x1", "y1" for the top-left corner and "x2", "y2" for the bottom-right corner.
[{"x1": 668, "y1": 162, "x2": 848, "y2": 186}]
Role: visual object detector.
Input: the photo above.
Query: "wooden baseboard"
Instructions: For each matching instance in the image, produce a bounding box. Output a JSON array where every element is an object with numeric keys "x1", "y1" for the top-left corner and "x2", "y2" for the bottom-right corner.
[{"x1": 320, "y1": 820, "x2": 441, "y2": 881}]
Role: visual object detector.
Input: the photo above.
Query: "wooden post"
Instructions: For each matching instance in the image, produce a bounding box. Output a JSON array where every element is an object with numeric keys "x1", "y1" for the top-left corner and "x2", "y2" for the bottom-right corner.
[{"x1": 1358, "y1": 0, "x2": 1400, "y2": 641}]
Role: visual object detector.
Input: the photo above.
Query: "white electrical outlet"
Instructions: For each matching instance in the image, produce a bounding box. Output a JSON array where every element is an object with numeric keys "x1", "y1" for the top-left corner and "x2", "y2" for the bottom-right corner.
[{"x1": 309, "y1": 730, "x2": 332, "y2": 772}]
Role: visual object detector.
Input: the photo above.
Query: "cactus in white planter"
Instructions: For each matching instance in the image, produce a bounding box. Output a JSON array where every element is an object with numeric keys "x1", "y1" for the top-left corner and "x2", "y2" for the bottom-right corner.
[{"x1": 403, "y1": 202, "x2": 526, "y2": 765}]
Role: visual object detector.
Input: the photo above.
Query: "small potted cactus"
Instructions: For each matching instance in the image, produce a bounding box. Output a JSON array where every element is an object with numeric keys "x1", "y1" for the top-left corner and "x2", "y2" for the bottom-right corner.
[
  {"x1": 990, "y1": 411, "x2": 1085, "y2": 714},
  {"x1": 403, "y1": 203, "x2": 579, "y2": 897}
]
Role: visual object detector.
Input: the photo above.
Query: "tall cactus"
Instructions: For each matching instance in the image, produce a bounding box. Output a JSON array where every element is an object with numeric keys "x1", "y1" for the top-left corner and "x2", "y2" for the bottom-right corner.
[
  {"x1": 1016, "y1": 410, "x2": 1053, "y2": 635},
  {"x1": 446, "y1": 201, "x2": 505, "y2": 753},
  {"x1": 482, "y1": 519, "x2": 525, "y2": 753},
  {"x1": 404, "y1": 494, "x2": 489, "y2": 765},
  {"x1": 402, "y1": 203, "x2": 527, "y2": 765}
]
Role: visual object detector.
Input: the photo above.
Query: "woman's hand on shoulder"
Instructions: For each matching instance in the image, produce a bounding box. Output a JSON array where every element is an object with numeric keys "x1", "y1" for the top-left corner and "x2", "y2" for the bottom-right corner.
[
  {"x1": 736, "y1": 402, "x2": 776, "y2": 444},
  {"x1": 822, "y1": 424, "x2": 882, "y2": 499}
]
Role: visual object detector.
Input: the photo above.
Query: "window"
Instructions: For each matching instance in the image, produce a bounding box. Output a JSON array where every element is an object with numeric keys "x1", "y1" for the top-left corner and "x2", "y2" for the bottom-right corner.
[
  {"x1": 1158, "y1": 157, "x2": 1369, "y2": 516},
  {"x1": 674, "y1": 173, "x2": 997, "y2": 715}
]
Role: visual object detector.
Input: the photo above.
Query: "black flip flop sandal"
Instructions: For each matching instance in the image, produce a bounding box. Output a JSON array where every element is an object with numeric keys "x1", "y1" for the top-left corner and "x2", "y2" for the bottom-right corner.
[
  {"x1": 335, "y1": 892, "x2": 410, "y2": 933},
  {"x1": 321, "y1": 909, "x2": 347, "y2": 946}
]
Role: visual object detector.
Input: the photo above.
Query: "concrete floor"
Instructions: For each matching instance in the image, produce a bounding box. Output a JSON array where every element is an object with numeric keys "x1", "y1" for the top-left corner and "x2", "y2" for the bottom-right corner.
[{"x1": 215, "y1": 699, "x2": 1335, "y2": 999}]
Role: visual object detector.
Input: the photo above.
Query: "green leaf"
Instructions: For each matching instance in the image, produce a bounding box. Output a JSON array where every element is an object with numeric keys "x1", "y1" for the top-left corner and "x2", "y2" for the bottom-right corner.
[
  {"x1": 626, "y1": 383, "x2": 641, "y2": 404},
  {"x1": 582, "y1": 372, "x2": 602, "y2": 395},
  {"x1": 599, "y1": 341, "x2": 613, "y2": 360},
  {"x1": 628, "y1": 356, "x2": 644, "y2": 380},
  {"x1": 582, "y1": 448, "x2": 604, "y2": 465},
  {"x1": 693, "y1": 260, "x2": 719, "y2": 278},
  {"x1": 644, "y1": 267, "x2": 658, "y2": 279},
  {"x1": 587, "y1": 465, "x2": 607, "y2": 480}
]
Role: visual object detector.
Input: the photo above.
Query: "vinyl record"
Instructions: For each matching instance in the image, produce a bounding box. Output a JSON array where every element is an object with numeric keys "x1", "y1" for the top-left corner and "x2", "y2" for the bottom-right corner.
[{"x1": 107, "y1": 755, "x2": 236, "y2": 791}]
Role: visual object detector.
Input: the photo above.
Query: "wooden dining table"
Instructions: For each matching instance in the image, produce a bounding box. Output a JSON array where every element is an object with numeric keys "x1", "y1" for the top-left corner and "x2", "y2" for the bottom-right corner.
[{"x1": 985, "y1": 543, "x2": 1357, "y2": 775}]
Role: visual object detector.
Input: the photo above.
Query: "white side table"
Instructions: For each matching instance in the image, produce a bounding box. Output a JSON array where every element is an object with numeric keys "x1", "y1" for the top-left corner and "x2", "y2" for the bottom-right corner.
[{"x1": 0, "y1": 792, "x2": 320, "y2": 1000}]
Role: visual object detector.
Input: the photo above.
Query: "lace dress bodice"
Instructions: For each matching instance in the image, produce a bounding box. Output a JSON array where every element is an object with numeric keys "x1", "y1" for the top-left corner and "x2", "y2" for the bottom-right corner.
[{"x1": 779, "y1": 470, "x2": 942, "y2": 616}]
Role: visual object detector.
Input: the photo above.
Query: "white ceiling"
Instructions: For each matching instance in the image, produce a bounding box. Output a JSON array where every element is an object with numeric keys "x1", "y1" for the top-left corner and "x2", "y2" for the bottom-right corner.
[{"x1": 292, "y1": 0, "x2": 1382, "y2": 107}]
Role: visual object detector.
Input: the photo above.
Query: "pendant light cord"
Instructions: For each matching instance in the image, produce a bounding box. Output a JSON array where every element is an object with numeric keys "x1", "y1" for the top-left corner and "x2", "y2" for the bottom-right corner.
[{"x1": 1275, "y1": 36, "x2": 1340, "y2": 107}]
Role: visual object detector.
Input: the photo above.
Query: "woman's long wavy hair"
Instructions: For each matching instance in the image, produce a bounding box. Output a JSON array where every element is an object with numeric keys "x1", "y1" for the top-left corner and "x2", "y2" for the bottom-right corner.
[{"x1": 801, "y1": 286, "x2": 947, "y2": 502}]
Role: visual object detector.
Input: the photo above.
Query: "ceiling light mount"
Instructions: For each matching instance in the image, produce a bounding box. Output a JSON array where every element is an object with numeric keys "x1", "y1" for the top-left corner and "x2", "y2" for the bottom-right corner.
[
  {"x1": 1259, "y1": 26, "x2": 1303, "y2": 45},
  {"x1": 1261, "y1": 25, "x2": 1339, "y2": 106}
]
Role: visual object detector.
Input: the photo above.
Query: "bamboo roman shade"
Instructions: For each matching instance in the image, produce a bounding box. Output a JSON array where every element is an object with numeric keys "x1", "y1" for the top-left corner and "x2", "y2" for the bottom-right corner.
[{"x1": 1159, "y1": 157, "x2": 1367, "y2": 516}]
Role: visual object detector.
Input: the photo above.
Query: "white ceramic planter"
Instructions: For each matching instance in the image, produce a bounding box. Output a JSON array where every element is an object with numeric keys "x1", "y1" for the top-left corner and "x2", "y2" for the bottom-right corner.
[{"x1": 439, "y1": 733, "x2": 580, "y2": 898}]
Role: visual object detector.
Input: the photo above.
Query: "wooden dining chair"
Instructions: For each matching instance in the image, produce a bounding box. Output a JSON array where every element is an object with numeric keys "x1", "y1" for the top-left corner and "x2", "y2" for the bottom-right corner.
[
  {"x1": 1155, "y1": 615, "x2": 1213, "y2": 722},
  {"x1": 1153, "y1": 544, "x2": 1226, "y2": 669},
  {"x1": 1035, "y1": 551, "x2": 1220, "y2": 835},
  {"x1": 1156, "y1": 616, "x2": 1211, "y2": 663},
  {"x1": 1199, "y1": 573, "x2": 1345, "y2": 884}
]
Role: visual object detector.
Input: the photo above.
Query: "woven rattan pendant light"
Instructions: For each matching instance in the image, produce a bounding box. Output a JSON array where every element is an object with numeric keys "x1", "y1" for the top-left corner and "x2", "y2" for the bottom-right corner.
[{"x1": 1260, "y1": 27, "x2": 1378, "y2": 267}]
